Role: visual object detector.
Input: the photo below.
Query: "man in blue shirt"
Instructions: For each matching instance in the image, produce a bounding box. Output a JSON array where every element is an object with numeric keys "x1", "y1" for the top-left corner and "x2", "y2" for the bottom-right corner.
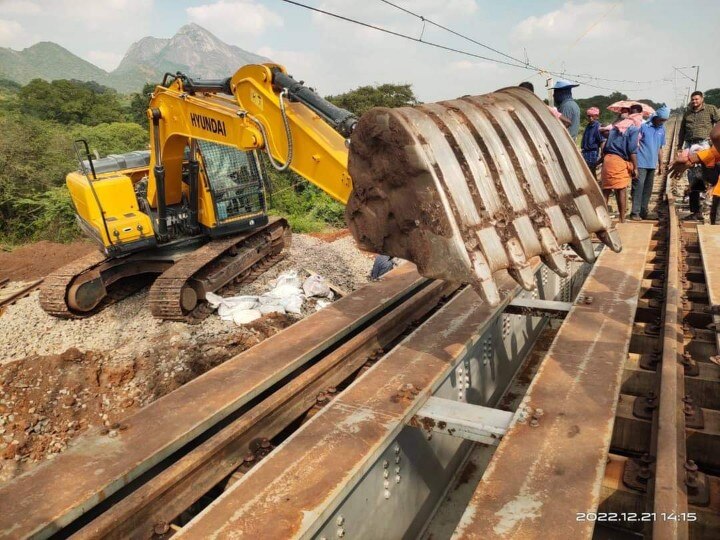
[
  {"x1": 553, "y1": 80, "x2": 581, "y2": 139},
  {"x1": 631, "y1": 105, "x2": 669, "y2": 220},
  {"x1": 601, "y1": 118, "x2": 641, "y2": 223},
  {"x1": 581, "y1": 106, "x2": 604, "y2": 173}
]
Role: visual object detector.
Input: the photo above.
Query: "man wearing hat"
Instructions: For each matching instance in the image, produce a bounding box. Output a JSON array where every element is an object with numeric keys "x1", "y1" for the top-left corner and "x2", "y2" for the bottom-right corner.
[
  {"x1": 630, "y1": 105, "x2": 670, "y2": 220},
  {"x1": 581, "y1": 107, "x2": 603, "y2": 173},
  {"x1": 553, "y1": 80, "x2": 581, "y2": 139}
]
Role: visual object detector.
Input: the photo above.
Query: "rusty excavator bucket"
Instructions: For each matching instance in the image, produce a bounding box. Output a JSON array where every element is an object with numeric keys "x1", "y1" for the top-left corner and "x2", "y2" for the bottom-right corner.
[{"x1": 346, "y1": 87, "x2": 622, "y2": 306}]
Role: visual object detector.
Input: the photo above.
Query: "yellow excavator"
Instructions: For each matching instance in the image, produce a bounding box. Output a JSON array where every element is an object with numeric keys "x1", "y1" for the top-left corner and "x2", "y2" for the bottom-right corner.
[{"x1": 40, "y1": 63, "x2": 621, "y2": 320}]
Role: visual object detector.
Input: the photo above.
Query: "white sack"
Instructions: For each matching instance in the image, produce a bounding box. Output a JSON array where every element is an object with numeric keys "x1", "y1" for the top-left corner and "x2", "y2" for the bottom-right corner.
[
  {"x1": 232, "y1": 309, "x2": 262, "y2": 325},
  {"x1": 302, "y1": 274, "x2": 333, "y2": 299}
]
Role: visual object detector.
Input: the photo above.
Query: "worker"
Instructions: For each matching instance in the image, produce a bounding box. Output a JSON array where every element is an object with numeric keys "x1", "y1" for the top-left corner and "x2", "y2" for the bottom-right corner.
[
  {"x1": 370, "y1": 255, "x2": 398, "y2": 280},
  {"x1": 678, "y1": 91, "x2": 719, "y2": 220},
  {"x1": 678, "y1": 91, "x2": 719, "y2": 150},
  {"x1": 581, "y1": 107, "x2": 604, "y2": 174},
  {"x1": 671, "y1": 123, "x2": 720, "y2": 224},
  {"x1": 601, "y1": 109, "x2": 641, "y2": 223},
  {"x1": 630, "y1": 104, "x2": 670, "y2": 220},
  {"x1": 518, "y1": 81, "x2": 571, "y2": 128},
  {"x1": 552, "y1": 80, "x2": 581, "y2": 139}
]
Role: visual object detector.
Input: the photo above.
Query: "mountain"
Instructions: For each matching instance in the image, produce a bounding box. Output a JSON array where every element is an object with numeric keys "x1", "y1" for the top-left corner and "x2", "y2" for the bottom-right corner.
[
  {"x1": 0, "y1": 24, "x2": 270, "y2": 93},
  {"x1": 0, "y1": 42, "x2": 110, "y2": 86},
  {"x1": 110, "y1": 24, "x2": 269, "y2": 92}
]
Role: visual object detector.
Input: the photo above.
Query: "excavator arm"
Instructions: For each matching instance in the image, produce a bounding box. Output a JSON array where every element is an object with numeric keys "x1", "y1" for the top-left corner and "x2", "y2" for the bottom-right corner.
[
  {"x1": 147, "y1": 63, "x2": 354, "y2": 210},
  {"x1": 147, "y1": 63, "x2": 622, "y2": 306}
]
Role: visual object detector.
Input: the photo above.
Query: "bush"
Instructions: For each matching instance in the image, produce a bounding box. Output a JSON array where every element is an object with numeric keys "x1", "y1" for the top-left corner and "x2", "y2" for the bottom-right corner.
[
  {"x1": 5, "y1": 186, "x2": 78, "y2": 243},
  {"x1": 265, "y1": 165, "x2": 345, "y2": 233},
  {"x1": 71, "y1": 122, "x2": 149, "y2": 156}
]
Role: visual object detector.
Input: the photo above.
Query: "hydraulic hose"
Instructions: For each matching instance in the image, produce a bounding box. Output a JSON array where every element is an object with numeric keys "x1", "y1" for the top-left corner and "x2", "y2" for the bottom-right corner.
[{"x1": 250, "y1": 89, "x2": 294, "y2": 172}]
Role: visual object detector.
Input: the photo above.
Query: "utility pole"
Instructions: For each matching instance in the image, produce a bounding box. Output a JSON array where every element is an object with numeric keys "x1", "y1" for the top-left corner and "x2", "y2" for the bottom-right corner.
[{"x1": 694, "y1": 65, "x2": 700, "y2": 92}]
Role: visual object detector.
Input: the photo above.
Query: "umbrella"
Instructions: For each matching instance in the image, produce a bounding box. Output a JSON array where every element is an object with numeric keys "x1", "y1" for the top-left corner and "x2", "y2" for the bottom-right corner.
[{"x1": 607, "y1": 100, "x2": 655, "y2": 117}]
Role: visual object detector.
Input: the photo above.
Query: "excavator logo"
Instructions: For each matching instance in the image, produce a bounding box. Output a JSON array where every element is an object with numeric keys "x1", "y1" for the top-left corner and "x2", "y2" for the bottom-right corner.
[{"x1": 190, "y1": 112, "x2": 228, "y2": 137}]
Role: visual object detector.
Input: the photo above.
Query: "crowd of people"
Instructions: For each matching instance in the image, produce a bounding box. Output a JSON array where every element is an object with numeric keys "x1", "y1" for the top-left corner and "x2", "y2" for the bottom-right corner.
[{"x1": 519, "y1": 81, "x2": 719, "y2": 223}]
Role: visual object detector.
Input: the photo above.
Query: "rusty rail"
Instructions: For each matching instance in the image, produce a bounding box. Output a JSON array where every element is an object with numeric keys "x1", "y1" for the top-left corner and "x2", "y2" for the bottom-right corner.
[
  {"x1": 74, "y1": 280, "x2": 457, "y2": 539},
  {"x1": 452, "y1": 222, "x2": 653, "y2": 539},
  {"x1": 175, "y1": 267, "x2": 543, "y2": 538},
  {"x1": 0, "y1": 279, "x2": 43, "y2": 309},
  {"x1": 650, "y1": 118, "x2": 689, "y2": 540},
  {"x1": 0, "y1": 267, "x2": 426, "y2": 539}
]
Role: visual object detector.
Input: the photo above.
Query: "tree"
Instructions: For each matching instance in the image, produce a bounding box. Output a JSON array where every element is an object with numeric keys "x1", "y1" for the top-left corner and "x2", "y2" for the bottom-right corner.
[
  {"x1": 71, "y1": 122, "x2": 149, "y2": 156},
  {"x1": 326, "y1": 83, "x2": 419, "y2": 116},
  {"x1": 18, "y1": 79, "x2": 124, "y2": 125},
  {"x1": 575, "y1": 92, "x2": 628, "y2": 125},
  {"x1": 129, "y1": 82, "x2": 156, "y2": 127},
  {"x1": 704, "y1": 88, "x2": 720, "y2": 108}
]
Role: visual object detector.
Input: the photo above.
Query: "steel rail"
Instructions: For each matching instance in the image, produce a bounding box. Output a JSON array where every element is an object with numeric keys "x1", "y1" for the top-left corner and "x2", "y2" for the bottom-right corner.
[
  {"x1": 72, "y1": 280, "x2": 457, "y2": 539},
  {"x1": 0, "y1": 279, "x2": 43, "y2": 308},
  {"x1": 0, "y1": 266, "x2": 427, "y2": 539},
  {"x1": 453, "y1": 222, "x2": 654, "y2": 539},
  {"x1": 650, "y1": 117, "x2": 689, "y2": 539}
]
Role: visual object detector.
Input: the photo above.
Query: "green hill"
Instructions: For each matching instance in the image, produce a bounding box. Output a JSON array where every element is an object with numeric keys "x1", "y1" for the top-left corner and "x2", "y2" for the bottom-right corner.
[{"x1": 0, "y1": 42, "x2": 110, "y2": 86}]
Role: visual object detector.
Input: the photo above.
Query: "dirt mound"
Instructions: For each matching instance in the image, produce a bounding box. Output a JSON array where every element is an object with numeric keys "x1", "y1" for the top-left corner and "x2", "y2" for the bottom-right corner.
[
  {"x1": 309, "y1": 228, "x2": 352, "y2": 243},
  {"x1": 0, "y1": 313, "x2": 292, "y2": 483},
  {"x1": 0, "y1": 241, "x2": 96, "y2": 281}
]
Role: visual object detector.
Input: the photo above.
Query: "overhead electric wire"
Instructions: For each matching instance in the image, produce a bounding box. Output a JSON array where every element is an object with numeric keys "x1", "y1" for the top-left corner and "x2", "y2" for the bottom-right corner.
[
  {"x1": 280, "y1": 0, "x2": 529, "y2": 70},
  {"x1": 280, "y1": 0, "x2": 664, "y2": 92},
  {"x1": 376, "y1": 0, "x2": 670, "y2": 88}
]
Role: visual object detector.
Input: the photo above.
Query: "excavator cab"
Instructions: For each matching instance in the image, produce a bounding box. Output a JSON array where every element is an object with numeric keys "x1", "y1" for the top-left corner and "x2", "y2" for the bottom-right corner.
[
  {"x1": 195, "y1": 141, "x2": 268, "y2": 236},
  {"x1": 66, "y1": 139, "x2": 269, "y2": 255}
]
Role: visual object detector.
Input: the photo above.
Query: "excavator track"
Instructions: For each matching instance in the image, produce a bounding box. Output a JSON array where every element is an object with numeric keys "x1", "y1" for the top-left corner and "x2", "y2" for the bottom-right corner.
[
  {"x1": 148, "y1": 218, "x2": 290, "y2": 321},
  {"x1": 39, "y1": 251, "x2": 108, "y2": 319}
]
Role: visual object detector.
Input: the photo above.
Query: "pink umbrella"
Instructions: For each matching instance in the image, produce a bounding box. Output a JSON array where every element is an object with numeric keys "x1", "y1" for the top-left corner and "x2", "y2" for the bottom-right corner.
[{"x1": 607, "y1": 100, "x2": 655, "y2": 117}]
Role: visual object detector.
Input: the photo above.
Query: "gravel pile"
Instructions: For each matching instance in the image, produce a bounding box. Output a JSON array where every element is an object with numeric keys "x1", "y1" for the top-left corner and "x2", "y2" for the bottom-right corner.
[{"x1": 0, "y1": 233, "x2": 374, "y2": 364}]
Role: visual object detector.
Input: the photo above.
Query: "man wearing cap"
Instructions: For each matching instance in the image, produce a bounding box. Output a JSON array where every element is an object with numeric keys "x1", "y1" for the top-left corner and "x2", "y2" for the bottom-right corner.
[
  {"x1": 553, "y1": 80, "x2": 581, "y2": 139},
  {"x1": 630, "y1": 105, "x2": 670, "y2": 220},
  {"x1": 581, "y1": 107, "x2": 603, "y2": 173}
]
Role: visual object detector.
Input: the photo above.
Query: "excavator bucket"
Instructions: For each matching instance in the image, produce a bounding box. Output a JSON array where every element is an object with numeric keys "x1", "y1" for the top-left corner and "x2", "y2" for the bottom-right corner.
[{"x1": 345, "y1": 87, "x2": 622, "y2": 306}]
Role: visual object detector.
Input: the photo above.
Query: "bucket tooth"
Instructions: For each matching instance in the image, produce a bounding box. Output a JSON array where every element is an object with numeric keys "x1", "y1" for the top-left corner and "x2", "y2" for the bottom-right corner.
[
  {"x1": 570, "y1": 237, "x2": 597, "y2": 263},
  {"x1": 596, "y1": 228, "x2": 623, "y2": 253},
  {"x1": 476, "y1": 277, "x2": 501, "y2": 306},
  {"x1": 508, "y1": 264, "x2": 537, "y2": 291},
  {"x1": 540, "y1": 252, "x2": 569, "y2": 278},
  {"x1": 537, "y1": 227, "x2": 568, "y2": 277}
]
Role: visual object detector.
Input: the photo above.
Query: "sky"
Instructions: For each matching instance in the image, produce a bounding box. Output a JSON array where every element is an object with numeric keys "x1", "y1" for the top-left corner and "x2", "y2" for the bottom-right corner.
[{"x1": 0, "y1": 0, "x2": 718, "y2": 107}]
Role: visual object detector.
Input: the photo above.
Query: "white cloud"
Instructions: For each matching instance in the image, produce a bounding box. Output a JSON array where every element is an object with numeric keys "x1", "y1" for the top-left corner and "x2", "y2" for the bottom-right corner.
[
  {"x1": 0, "y1": 1, "x2": 41, "y2": 15},
  {"x1": 512, "y1": 1, "x2": 628, "y2": 43},
  {"x1": 54, "y1": 0, "x2": 154, "y2": 26},
  {"x1": 187, "y1": 1, "x2": 283, "y2": 42},
  {"x1": 0, "y1": 18, "x2": 26, "y2": 47},
  {"x1": 86, "y1": 50, "x2": 123, "y2": 71}
]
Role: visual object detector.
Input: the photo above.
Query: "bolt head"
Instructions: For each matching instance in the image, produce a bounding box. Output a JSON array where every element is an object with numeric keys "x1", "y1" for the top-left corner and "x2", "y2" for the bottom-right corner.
[{"x1": 336, "y1": 516, "x2": 344, "y2": 526}]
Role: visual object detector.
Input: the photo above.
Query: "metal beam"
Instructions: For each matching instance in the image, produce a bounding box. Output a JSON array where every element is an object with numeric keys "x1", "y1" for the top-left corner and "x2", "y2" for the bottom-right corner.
[
  {"x1": 410, "y1": 396, "x2": 513, "y2": 446},
  {"x1": 505, "y1": 297, "x2": 573, "y2": 319},
  {"x1": 453, "y1": 222, "x2": 654, "y2": 540}
]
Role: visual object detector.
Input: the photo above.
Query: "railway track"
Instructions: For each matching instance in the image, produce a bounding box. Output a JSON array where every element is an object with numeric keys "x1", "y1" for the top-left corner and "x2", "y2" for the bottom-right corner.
[
  {"x1": 1, "y1": 117, "x2": 719, "y2": 539},
  {"x1": 0, "y1": 279, "x2": 43, "y2": 311}
]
